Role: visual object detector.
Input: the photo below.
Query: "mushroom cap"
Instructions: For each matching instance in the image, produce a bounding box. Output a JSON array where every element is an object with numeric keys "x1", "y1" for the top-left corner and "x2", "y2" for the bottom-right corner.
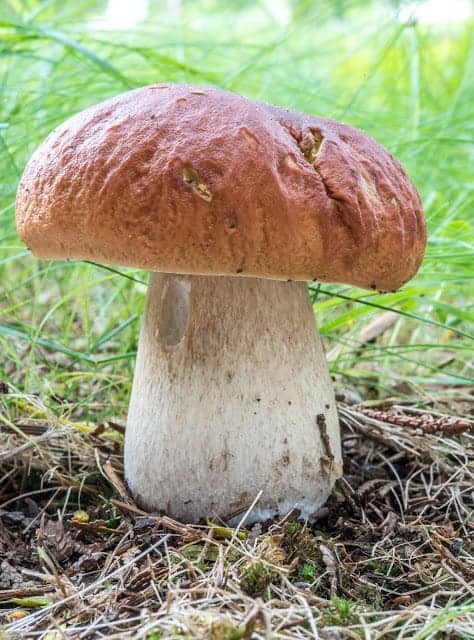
[{"x1": 16, "y1": 84, "x2": 426, "y2": 291}]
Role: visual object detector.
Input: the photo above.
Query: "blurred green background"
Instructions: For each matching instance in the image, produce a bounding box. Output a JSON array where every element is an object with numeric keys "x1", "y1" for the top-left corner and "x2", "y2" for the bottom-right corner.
[{"x1": 1, "y1": 0, "x2": 473, "y2": 422}]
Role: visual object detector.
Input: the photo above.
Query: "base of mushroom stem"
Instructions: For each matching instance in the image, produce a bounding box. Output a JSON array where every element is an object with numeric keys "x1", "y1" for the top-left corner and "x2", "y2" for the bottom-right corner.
[
  {"x1": 124, "y1": 273, "x2": 342, "y2": 524},
  {"x1": 225, "y1": 495, "x2": 340, "y2": 527}
]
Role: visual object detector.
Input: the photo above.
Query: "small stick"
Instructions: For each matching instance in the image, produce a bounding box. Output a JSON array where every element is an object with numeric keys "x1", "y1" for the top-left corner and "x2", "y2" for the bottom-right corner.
[
  {"x1": 0, "y1": 586, "x2": 56, "y2": 602},
  {"x1": 357, "y1": 407, "x2": 472, "y2": 435},
  {"x1": 110, "y1": 498, "x2": 207, "y2": 539}
]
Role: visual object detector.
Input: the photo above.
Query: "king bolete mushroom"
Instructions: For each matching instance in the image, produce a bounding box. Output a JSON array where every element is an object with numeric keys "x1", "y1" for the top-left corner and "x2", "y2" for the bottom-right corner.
[{"x1": 16, "y1": 84, "x2": 426, "y2": 523}]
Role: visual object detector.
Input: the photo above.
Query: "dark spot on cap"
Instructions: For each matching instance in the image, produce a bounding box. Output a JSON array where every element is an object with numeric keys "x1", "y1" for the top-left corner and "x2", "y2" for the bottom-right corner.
[{"x1": 225, "y1": 216, "x2": 237, "y2": 230}]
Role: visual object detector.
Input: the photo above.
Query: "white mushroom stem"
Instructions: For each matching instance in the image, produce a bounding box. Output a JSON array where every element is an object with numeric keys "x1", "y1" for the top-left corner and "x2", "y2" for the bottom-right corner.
[{"x1": 125, "y1": 273, "x2": 342, "y2": 523}]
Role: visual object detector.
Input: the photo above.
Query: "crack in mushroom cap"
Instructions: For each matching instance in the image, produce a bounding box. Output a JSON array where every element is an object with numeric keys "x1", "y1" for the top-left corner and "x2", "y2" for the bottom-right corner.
[{"x1": 16, "y1": 84, "x2": 426, "y2": 292}]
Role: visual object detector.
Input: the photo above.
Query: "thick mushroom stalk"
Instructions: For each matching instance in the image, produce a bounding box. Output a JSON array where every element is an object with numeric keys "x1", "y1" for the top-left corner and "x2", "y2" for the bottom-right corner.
[{"x1": 125, "y1": 273, "x2": 342, "y2": 523}]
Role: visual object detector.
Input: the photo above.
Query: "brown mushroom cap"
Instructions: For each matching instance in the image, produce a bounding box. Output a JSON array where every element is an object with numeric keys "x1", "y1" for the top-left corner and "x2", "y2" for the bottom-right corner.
[{"x1": 16, "y1": 84, "x2": 426, "y2": 291}]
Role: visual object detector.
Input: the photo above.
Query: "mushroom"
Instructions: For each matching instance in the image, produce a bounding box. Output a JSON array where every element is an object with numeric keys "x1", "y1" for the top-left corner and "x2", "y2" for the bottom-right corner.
[{"x1": 15, "y1": 84, "x2": 426, "y2": 523}]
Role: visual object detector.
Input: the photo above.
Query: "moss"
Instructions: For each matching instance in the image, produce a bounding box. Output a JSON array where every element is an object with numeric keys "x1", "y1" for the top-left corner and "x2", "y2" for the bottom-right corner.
[
  {"x1": 209, "y1": 621, "x2": 247, "y2": 640},
  {"x1": 355, "y1": 584, "x2": 384, "y2": 609},
  {"x1": 321, "y1": 596, "x2": 358, "y2": 626},
  {"x1": 368, "y1": 559, "x2": 403, "y2": 577},
  {"x1": 240, "y1": 562, "x2": 272, "y2": 597},
  {"x1": 298, "y1": 562, "x2": 317, "y2": 581},
  {"x1": 282, "y1": 523, "x2": 321, "y2": 561}
]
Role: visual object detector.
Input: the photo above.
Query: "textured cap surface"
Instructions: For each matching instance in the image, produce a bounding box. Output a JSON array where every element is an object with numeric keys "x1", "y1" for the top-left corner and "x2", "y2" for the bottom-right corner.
[{"x1": 16, "y1": 84, "x2": 426, "y2": 291}]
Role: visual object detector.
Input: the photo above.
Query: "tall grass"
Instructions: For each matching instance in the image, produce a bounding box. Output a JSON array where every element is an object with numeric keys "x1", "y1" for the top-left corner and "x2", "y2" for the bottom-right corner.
[{"x1": 0, "y1": 0, "x2": 472, "y2": 419}]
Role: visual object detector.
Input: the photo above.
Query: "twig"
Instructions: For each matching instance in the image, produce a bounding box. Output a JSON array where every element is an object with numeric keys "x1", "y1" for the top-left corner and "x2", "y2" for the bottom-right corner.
[{"x1": 0, "y1": 586, "x2": 56, "y2": 602}]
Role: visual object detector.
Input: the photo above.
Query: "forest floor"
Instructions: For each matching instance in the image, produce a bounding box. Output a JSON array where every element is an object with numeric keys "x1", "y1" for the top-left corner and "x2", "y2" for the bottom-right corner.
[{"x1": 0, "y1": 389, "x2": 472, "y2": 639}]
